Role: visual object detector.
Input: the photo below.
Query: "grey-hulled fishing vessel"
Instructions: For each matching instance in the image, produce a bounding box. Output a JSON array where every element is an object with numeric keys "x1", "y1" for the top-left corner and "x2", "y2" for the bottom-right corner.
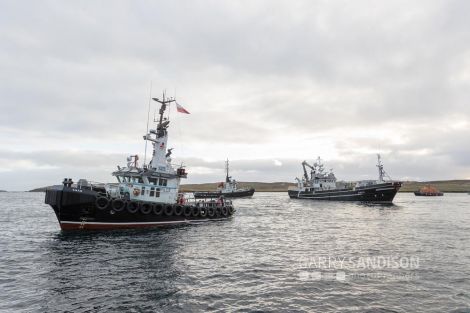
[
  {"x1": 288, "y1": 155, "x2": 402, "y2": 202},
  {"x1": 194, "y1": 160, "x2": 255, "y2": 198},
  {"x1": 45, "y1": 93, "x2": 235, "y2": 230}
]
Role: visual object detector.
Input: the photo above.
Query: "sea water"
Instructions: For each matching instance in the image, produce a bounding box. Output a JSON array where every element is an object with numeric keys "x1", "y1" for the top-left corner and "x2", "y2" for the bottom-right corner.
[{"x1": 0, "y1": 192, "x2": 469, "y2": 312}]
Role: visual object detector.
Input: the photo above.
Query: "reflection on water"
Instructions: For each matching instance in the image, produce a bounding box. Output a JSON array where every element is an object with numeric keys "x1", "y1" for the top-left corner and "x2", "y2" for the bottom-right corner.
[
  {"x1": 42, "y1": 228, "x2": 186, "y2": 311},
  {"x1": 1, "y1": 192, "x2": 469, "y2": 312}
]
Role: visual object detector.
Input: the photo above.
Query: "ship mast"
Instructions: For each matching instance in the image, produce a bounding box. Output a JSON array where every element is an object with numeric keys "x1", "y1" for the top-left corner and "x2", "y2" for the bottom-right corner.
[
  {"x1": 225, "y1": 159, "x2": 230, "y2": 183},
  {"x1": 152, "y1": 91, "x2": 175, "y2": 137},
  {"x1": 142, "y1": 91, "x2": 176, "y2": 170},
  {"x1": 377, "y1": 154, "x2": 385, "y2": 182}
]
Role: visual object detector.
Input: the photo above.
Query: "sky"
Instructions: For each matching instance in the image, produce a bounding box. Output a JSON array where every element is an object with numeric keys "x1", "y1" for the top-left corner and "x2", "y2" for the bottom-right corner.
[{"x1": 1, "y1": 0, "x2": 470, "y2": 190}]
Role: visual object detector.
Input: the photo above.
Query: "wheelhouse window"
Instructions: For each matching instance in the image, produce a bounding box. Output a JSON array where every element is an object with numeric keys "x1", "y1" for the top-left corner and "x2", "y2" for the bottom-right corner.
[
  {"x1": 130, "y1": 177, "x2": 144, "y2": 184},
  {"x1": 160, "y1": 179, "x2": 167, "y2": 187},
  {"x1": 148, "y1": 178, "x2": 157, "y2": 185},
  {"x1": 155, "y1": 188, "x2": 160, "y2": 197},
  {"x1": 142, "y1": 186, "x2": 146, "y2": 196},
  {"x1": 150, "y1": 187, "x2": 155, "y2": 197}
]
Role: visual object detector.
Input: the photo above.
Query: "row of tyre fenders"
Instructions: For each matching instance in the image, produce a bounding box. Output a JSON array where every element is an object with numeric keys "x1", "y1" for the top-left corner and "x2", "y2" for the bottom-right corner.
[{"x1": 94, "y1": 196, "x2": 235, "y2": 217}]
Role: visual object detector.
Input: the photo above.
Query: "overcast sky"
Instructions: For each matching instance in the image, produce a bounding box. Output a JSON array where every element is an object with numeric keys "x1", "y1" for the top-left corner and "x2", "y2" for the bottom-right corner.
[{"x1": 1, "y1": 0, "x2": 469, "y2": 190}]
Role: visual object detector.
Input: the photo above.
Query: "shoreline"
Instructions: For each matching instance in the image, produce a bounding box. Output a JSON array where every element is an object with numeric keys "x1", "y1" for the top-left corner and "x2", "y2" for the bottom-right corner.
[
  {"x1": 24, "y1": 179, "x2": 470, "y2": 193},
  {"x1": 180, "y1": 180, "x2": 470, "y2": 193}
]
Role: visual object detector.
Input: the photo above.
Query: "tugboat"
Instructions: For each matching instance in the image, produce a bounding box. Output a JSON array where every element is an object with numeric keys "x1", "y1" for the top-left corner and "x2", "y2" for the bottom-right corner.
[
  {"x1": 414, "y1": 185, "x2": 444, "y2": 196},
  {"x1": 288, "y1": 154, "x2": 402, "y2": 202},
  {"x1": 194, "y1": 160, "x2": 255, "y2": 198},
  {"x1": 45, "y1": 93, "x2": 235, "y2": 230}
]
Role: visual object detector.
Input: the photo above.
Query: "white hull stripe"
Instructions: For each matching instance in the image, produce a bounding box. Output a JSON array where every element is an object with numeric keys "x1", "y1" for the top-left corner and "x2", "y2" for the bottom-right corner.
[
  {"x1": 297, "y1": 197, "x2": 393, "y2": 203},
  {"x1": 298, "y1": 193, "x2": 393, "y2": 199},
  {"x1": 299, "y1": 193, "x2": 365, "y2": 198},
  {"x1": 295, "y1": 189, "x2": 356, "y2": 194}
]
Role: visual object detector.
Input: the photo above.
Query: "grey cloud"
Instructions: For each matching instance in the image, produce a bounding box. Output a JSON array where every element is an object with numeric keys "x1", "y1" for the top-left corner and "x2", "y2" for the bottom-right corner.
[
  {"x1": 0, "y1": 149, "x2": 123, "y2": 169},
  {"x1": 1, "y1": 0, "x2": 470, "y2": 189},
  {"x1": 2, "y1": 0, "x2": 469, "y2": 137},
  {"x1": 0, "y1": 148, "x2": 467, "y2": 191}
]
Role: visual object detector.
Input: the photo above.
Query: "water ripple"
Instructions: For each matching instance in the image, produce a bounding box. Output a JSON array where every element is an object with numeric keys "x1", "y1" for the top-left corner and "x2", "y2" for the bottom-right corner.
[{"x1": 0, "y1": 192, "x2": 470, "y2": 312}]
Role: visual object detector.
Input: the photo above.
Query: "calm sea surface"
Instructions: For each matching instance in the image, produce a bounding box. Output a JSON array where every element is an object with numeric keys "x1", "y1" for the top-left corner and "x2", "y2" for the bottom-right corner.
[{"x1": 0, "y1": 192, "x2": 469, "y2": 312}]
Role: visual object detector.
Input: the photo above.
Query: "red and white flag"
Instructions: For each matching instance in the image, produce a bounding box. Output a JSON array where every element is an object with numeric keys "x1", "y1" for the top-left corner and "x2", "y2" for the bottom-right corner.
[{"x1": 176, "y1": 102, "x2": 190, "y2": 114}]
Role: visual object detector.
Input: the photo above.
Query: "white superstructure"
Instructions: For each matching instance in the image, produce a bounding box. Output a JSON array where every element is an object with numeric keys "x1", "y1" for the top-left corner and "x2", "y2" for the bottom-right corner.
[
  {"x1": 106, "y1": 93, "x2": 187, "y2": 204},
  {"x1": 295, "y1": 157, "x2": 337, "y2": 192},
  {"x1": 294, "y1": 154, "x2": 392, "y2": 192}
]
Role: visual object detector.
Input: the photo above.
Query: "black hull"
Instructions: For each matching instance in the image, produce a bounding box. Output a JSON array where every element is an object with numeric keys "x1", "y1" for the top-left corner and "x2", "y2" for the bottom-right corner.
[
  {"x1": 288, "y1": 182, "x2": 402, "y2": 203},
  {"x1": 45, "y1": 186, "x2": 234, "y2": 231},
  {"x1": 194, "y1": 188, "x2": 255, "y2": 199}
]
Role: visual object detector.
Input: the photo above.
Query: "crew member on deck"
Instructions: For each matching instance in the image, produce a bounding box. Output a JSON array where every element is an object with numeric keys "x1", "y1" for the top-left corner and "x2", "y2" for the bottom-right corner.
[{"x1": 217, "y1": 196, "x2": 224, "y2": 207}]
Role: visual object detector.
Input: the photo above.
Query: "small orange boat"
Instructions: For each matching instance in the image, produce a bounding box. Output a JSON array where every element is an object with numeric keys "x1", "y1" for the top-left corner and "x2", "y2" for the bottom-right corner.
[{"x1": 414, "y1": 185, "x2": 443, "y2": 196}]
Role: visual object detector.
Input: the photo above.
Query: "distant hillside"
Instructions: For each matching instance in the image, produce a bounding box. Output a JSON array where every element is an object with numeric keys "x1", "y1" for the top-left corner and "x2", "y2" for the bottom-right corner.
[
  {"x1": 29, "y1": 186, "x2": 52, "y2": 192},
  {"x1": 0, "y1": 190, "x2": 6, "y2": 192},
  {"x1": 28, "y1": 180, "x2": 470, "y2": 193},
  {"x1": 180, "y1": 182, "x2": 296, "y2": 192},
  {"x1": 183, "y1": 180, "x2": 470, "y2": 193},
  {"x1": 400, "y1": 180, "x2": 470, "y2": 193}
]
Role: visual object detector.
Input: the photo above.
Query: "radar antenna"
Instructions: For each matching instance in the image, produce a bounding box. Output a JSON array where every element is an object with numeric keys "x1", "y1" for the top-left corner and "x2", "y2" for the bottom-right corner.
[{"x1": 152, "y1": 91, "x2": 176, "y2": 138}]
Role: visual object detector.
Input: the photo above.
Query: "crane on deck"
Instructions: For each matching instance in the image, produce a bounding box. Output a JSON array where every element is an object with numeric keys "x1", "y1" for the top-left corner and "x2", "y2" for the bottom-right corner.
[{"x1": 301, "y1": 161, "x2": 316, "y2": 181}]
